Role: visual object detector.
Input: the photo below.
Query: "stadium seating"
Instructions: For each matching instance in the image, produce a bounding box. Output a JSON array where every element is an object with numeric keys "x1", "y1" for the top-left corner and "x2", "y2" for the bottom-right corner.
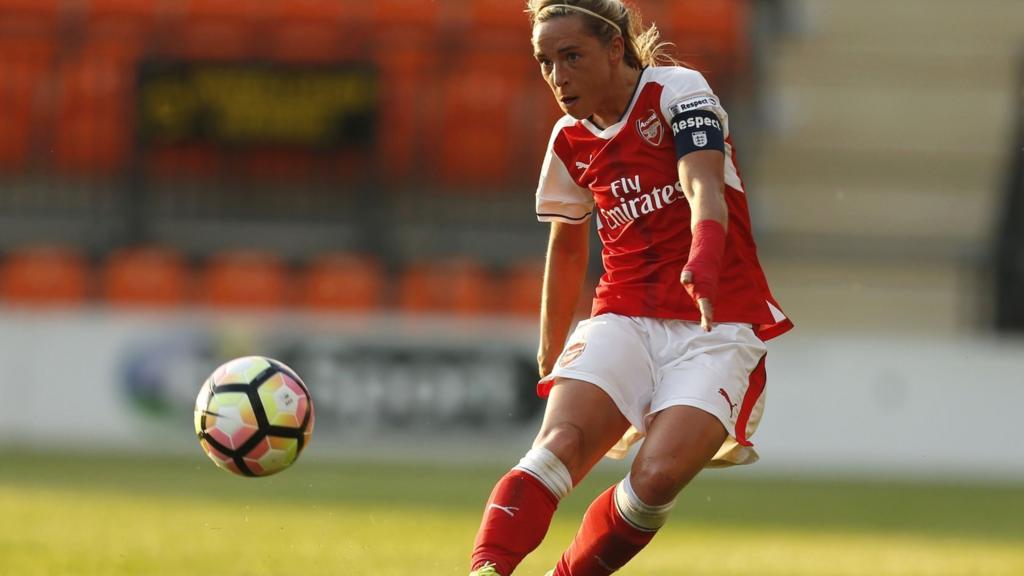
[
  {"x1": 499, "y1": 258, "x2": 545, "y2": 317},
  {"x1": 0, "y1": 0, "x2": 61, "y2": 37},
  {"x1": 0, "y1": 245, "x2": 90, "y2": 306},
  {"x1": 263, "y1": 0, "x2": 352, "y2": 64},
  {"x1": 0, "y1": 243, "x2": 584, "y2": 318},
  {"x1": 198, "y1": 249, "x2": 291, "y2": 309},
  {"x1": 397, "y1": 257, "x2": 492, "y2": 316},
  {"x1": 161, "y1": 0, "x2": 262, "y2": 60},
  {"x1": 301, "y1": 252, "x2": 385, "y2": 312},
  {"x1": 433, "y1": 52, "x2": 535, "y2": 188},
  {"x1": 143, "y1": 144, "x2": 220, "y2": 180},
  {"x1": 372, "y1": 44, "x2": 438, "y2": 182},
  {"x1": 369, "y1": 0, "x2": 441, "y2": 31},
  {"x1": 461, "y1": 0, "x2": 532, "y2": 31},
  {"x1": 0, "y1": 37, "x2": 53, "y2": 172},
  {"x1": 653, "y1": 0, "x2": 748, "y2": 45},
  {"x1": 0, "y1": 0, "x2": 754, "y2": 181},
  {"x1": 102, "y1": 246, "x2": 189, "y2": 307},
  {"x1": 53, "y1": 48, "x2": 133, "y2": 174},
  {"x1": 654, "y1": 0, "x2": 750, "y2": 90},
  {"x1": 0, "y1": 0, "x2": 757, "y2": 318},
  {"x1": 84, "y1": 0, "x2": 162, "y2": 46}
]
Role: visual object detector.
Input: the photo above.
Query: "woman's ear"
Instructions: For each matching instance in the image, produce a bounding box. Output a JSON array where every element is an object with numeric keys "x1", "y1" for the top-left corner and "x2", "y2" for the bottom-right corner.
[{"x1": 607, "y1": 34, "x2": 625, "y2": 64}]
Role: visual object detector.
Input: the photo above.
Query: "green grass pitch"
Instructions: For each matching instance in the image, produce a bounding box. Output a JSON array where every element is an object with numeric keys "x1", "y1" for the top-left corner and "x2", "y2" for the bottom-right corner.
[{"x1": 1, "y1": 450, "x2": 1021, "y2": 575}]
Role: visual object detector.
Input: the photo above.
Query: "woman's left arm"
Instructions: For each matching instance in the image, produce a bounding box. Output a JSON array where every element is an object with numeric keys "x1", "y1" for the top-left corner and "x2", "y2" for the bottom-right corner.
[
  {"x1": 678, "y1": 150, "x2": 727, "y2": 227},
  {"x1": 677, "y1": 149, "x2": 728, "y2": 331}
]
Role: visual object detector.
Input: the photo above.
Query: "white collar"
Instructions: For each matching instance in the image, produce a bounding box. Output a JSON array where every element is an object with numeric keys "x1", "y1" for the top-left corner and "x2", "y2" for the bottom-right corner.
[{"x1": 581, "y1": 66, "x2": 650, "y2": 139}]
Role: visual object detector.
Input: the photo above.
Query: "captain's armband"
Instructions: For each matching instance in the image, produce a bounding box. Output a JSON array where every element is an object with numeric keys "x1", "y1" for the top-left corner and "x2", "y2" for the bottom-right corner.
[{"x1": 669, "y1": 109, "x2": 725, "y2": 160}]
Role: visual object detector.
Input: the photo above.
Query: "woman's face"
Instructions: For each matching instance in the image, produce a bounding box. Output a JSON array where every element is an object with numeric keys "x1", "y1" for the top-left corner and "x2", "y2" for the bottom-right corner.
[{"x1": 532, "y1": 15, "x2": 618, "y2": 119}]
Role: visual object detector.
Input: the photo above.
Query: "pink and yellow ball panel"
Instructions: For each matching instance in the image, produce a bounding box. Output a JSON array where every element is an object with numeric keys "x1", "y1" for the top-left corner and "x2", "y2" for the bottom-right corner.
[{"x1": 258, "y1": 371, "x2": 311, "y2": 428}]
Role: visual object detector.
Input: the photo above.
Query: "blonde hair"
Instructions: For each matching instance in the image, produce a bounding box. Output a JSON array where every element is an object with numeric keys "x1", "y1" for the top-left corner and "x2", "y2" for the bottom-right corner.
[{"x1": 526, "y1": 0, "x2": 678, "y2": 69}]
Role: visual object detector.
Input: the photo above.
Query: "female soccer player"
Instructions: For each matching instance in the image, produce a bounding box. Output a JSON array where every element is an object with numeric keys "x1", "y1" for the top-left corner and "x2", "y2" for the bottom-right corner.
[{"x1": 470, "y1": 2, "x2": 792, "y2": 575}]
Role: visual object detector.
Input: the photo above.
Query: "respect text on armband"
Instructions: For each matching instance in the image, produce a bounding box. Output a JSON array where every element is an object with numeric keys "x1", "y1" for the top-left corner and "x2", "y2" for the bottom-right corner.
[
  {"x1": 670, "y1": 115, "x2": 721, "y2": 136},
  {"x1": 668, "y1": 96, "x2": 719, "y2": 117},
  {"x1": 670, "y1": 109, "x2": 725, "y2": 157}
]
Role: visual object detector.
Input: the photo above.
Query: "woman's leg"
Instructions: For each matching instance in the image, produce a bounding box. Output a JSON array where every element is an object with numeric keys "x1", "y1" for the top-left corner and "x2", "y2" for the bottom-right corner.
[
  {"x1": 553, "y1": 405, "x2": 727, "y2": 576},
  {"x1": 470, "y1": 378, "x2": 630, "y2": 576}
]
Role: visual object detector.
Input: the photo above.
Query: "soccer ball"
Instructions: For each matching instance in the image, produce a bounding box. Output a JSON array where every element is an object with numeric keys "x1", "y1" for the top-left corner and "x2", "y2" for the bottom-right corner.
[{"x1": 194, "y1": 356, "x2": 315, "y2": 477}]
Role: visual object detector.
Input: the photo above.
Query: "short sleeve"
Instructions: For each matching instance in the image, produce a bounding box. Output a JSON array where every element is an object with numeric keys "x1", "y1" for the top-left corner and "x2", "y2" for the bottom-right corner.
[
  {"x1": 536, "y1": 117, "x2": 593, "y2": 224},
  {"x1": 657, "y1": 67, "x2": 730, "y2": 138}
]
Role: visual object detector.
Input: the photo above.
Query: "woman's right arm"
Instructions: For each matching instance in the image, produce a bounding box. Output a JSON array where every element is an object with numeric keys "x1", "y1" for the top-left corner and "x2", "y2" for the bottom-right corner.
[{"x1": 538, "y1": 220, "x2": 590, "y2": 379}]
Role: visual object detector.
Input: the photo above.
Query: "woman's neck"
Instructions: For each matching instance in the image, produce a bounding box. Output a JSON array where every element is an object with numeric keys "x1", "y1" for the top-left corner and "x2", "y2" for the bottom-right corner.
[{"x1": 590, "y1": 65, "x2": 643, "y2": 130}]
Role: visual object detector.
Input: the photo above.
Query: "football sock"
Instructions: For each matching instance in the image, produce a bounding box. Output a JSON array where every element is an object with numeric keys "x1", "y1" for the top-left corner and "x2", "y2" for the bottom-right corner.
[
  {"x1": 553, "y1": 476, "x2": 674, "y2": 575},
  {"x1": 471, "y1": 448, "x2": 572, "y2": 575},
  {"x1": 613, "y1": 474, "x2": 675, "y2": 531}
]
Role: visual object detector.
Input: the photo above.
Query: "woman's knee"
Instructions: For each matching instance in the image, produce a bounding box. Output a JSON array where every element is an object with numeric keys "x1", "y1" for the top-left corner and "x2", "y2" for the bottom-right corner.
[
  {"x1": 629, "y1": 456, "x2": 691, "y2": 506},
  {"x1": 533, "y1": 421, "x2": 587, "y2": 477},
  {"x1": 629, "y1": 406, "x2": 727, "y2": 504}
]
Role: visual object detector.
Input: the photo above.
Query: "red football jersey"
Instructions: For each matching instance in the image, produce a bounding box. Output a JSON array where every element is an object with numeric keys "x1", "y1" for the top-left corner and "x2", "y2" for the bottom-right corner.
[{"x1": 535, "y1": 66, "x2": 792, "y2": 340}]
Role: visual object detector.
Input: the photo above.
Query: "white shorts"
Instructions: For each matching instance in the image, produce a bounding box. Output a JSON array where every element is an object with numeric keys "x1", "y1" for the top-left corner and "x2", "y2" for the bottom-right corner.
[{"x1": 548, "y1": 313, "x2": 769, "y2": 466}]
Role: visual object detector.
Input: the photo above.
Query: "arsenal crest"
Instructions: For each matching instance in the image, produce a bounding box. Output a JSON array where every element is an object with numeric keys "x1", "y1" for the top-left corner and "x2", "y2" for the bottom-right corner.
[
  {"x1": 636, "y1": 109, "x2": 664, "y2": 147},
  {"x1": 559, "y1": 341, "x2": 586, "y2": 367},
  {"x1": 692, "y1": 131, "x2": 708, "y2": 148}
]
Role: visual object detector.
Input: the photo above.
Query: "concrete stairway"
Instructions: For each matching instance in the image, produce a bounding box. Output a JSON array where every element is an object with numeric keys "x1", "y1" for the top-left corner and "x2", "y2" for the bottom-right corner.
[{"x1": 751, "y1": 0, "x2": 1024, "y2": 334}]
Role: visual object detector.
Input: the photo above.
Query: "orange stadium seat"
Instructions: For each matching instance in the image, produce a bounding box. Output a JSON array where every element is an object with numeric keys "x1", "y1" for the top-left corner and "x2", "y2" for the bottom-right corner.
[
  {"x1": 238, "y1": 150, "x2": 317, "y2": 183},
  {"x1": 499, "y1": 258, "x2": 545, "y2": 318},
  {"x1": 199, "y1": 250, "x2": 291, "y2": 310},
  {"x1": 0, "y1": 37, "x2": 54, "y2": 172},
  {"x1": 0, "y1": 0, "x2": 61, "y2": 37},
  {"x1": 84, "y1": 0, "x2": 162, "y2": 49},
  {"x1": 144, "y1": 145, "x2": 221, "y2": 180},
  {"x1": 655, "y1": 0, "x2": 750, "y2": 84},
  {"x1": 161, "y1": 0, "x2": 262, "y2": 60},
  {"x1": 499, "y1": 260, "x2": 595, "y2": 321},
  {"x1": 434, "y1": 53, "x2": 535, "y2": 188},
  {"x1": 461, "y1": 0, "x2": 531, "y2": 33},
  {"x1": 665, "y1": 0, "x2": 748, "y2": 46},
  {"x1": 263, "y1": 0, "x2": 353, "y2": 63},
  {"x1": 301, "y1": 252, "x2": 385, "y2": 312},
  {"x1": 397, "y1": 258, "x2": 492, "y2": 316},
  {"x1": 373, "y1": 46, "x2": 438, "y2": 182},
  {"x1": 0, "y1": 245, "x2": 90, "y2": 306},
  {"x1": 369, "y1": 0, "x2": 441, "y2": 31},
  {"x1": 53, "y1": 49, "x2": 133, "y2": 175},
  {"x1": 102, "y1": 246, "x2": 190, "y2": 308},
  {"x1": 517, "y1": 76, "x2": 567, "y2": 178}
]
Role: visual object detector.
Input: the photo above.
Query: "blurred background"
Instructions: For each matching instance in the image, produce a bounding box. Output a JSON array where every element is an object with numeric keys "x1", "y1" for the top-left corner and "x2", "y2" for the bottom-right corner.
[
  {"x1": 0, "y1": 1, "x2": 1023, "y2": 573},
  {"x1": 0, "y1": 0, "x2": 1023, "y2": 474}
]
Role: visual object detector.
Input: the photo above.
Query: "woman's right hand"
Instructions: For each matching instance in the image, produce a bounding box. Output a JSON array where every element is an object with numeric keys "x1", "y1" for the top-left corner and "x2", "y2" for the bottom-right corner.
[
  {"x1": 538, "y1": 349, "x2": 558, "y2": 380},
  {"x1": 537, "y1": 220, "x2": 589, "y2": 385}
]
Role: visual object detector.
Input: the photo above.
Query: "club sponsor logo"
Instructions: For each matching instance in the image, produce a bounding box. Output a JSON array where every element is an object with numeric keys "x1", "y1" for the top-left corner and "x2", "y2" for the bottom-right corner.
[
  {"x1": 635, "y1": 109, "x2": 664, "y2": 147},
  {"x1": 599, "y1": 173, "x2": 685, "y2": 230}
]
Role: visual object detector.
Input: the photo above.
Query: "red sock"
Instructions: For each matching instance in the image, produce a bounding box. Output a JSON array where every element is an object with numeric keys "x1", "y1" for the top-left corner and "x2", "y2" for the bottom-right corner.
[
  {"x1": 471, "y1": 469, "x2": 560, "y2": 575},
  {"x1": 554, "y1": 485, "x2": 657, "y2": 576}
]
